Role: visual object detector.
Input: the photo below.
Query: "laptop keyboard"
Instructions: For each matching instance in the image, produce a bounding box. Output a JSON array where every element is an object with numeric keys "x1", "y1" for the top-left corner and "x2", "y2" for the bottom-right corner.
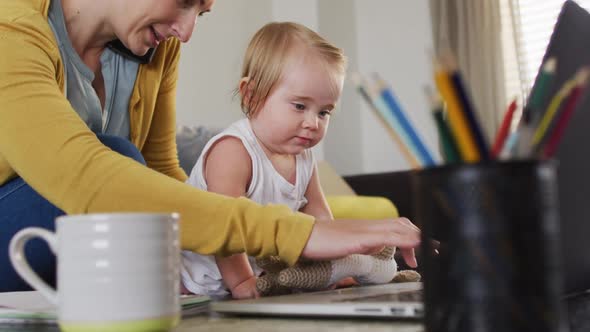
[{"x1": 332, "y1": 290, "x2": 423, "y2": 303}]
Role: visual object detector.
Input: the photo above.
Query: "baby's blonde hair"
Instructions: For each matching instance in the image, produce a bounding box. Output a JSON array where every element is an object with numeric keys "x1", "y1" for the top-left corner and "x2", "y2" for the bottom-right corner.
[{"x1": 238, "y1": 22, "x2": 347, "y2": 117}]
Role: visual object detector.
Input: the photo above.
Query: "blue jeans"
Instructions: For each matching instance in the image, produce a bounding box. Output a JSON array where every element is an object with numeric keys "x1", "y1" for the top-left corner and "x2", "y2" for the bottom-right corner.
[{"x1": 0, "y1": 135, "x2": 145, "y2": 292}]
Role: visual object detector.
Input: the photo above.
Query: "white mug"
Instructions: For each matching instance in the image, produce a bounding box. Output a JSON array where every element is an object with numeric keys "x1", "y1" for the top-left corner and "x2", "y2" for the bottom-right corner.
[{"x1": 9, "y1": 213, "x2": 180, "y2": 332}]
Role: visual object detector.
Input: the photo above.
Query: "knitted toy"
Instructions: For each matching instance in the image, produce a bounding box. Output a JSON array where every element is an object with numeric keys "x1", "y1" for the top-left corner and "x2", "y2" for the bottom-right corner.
[{"x1": 256, "y1": 246, "x2": 421, "y2": 296}]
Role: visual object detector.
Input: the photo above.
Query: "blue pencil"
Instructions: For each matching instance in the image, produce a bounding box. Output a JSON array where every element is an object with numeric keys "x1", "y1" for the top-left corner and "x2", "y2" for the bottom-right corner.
[
  {"x1": 372, "y1": 73, "x2": 436, "y2": 167},
  {"x1": 500, "y1": 130, "x2": 519, "y2": 159},
  {"x1": 370, "y1": 89, "x2": 424, "y2": 166},
  {"x1": 351, "y1": 73, "x2": 422, "y2": 168}
]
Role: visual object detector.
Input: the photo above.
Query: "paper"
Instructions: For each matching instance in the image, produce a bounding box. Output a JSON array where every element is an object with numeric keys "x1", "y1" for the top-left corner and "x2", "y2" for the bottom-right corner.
[
  {"x1": 0, "y1": 291, "x2": 210, "y2": 325},
  {"x1": 180, "y1": 294, "x2": 211, "y2": 317},
  {"x1": 0, "y1": 291, "x2": 55, "y2": 325}
]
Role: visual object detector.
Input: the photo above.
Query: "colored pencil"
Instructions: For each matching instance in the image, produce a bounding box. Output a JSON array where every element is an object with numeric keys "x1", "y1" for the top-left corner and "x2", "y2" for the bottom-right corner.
[
  {"x1": 433, "y1": 57, "x2": 480, "y2": 162},
  {"x1": 491, "y1": 98, "x2": 518, "y2": 159},
  {"x1": 542, "y1": 68, "x2": 590, "y2": 158},
  {"x1": 441, "y1": 52, "x2": 490, "y2": 160},
  {"x1": 513, "y1": 58, "x2": 558, "y2": 158},
  {"x1": 368, "y1": 84, "x2": 424, "y2": 167},
  {"x1": 531, "y1": 69, "x2": 585, "y2": 150},
  {"x1": 425, "y1": 87, "x2": 460, "y2": 163},
  {"x1": 526, "y1": 57, "x2": 558, "y2": 124},
  {"x1": 351, "y1": 73, "x2": 422, "y2": 169},
  {"x1": 531, "y1": 67, "x2": 588, "y2": 150},
  {"x1": 499, "y1": 130, "x2": 519, "y2": 160},
  {"x1": 372, "y1": 73, "x2": 436, "y2": 167}
]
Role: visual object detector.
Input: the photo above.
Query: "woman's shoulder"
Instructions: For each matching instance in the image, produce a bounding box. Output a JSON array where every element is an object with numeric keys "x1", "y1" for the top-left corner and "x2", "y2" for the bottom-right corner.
[
  {"x1": 0, "y1": 0, "x2": 57, "y2": 47},
  {"x1": 0, "y1": 2, "x2": 61, "y2": 72},
  {"x1": 1, "y1": 0, "x2": 49, "y2": 21}
]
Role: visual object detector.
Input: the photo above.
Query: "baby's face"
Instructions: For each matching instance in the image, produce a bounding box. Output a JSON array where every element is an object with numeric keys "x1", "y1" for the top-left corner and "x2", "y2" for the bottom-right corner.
[{"x1": 250, "y1": 54, "x2": 343, "y2": 156}]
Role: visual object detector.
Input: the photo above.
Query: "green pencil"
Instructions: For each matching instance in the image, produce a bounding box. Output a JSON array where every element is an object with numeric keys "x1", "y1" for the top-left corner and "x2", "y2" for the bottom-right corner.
[
  {"x1": 425, "y1": 86, "x2": 460, "y2": 163},
  {"x1": 433, "y1": 109, "x2": 461, "y2": 164},
  {"x1": 529, "y1": 57, "x2": 557, "y2": 123}
]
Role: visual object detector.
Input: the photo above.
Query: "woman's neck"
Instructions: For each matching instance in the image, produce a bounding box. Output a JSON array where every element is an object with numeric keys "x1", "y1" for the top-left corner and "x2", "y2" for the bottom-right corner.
[{"x1": 60, "y1": 0, "x2": 114, "y2": 66}]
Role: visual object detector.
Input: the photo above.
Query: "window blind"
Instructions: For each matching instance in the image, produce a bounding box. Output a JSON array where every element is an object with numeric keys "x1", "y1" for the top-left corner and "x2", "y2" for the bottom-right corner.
[{"x1": 503, "y1": 0, "x2": 590, "y2": 101}]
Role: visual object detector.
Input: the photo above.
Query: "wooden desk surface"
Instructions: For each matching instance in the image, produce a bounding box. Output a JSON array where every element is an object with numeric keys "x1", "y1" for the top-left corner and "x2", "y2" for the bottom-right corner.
[{"x1": 0, "y1": 305, "x2": 423, "y2": 332}]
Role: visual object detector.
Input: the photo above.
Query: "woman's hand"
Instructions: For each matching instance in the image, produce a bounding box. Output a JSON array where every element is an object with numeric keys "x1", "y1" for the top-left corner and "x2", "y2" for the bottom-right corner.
[
  {"x1": 301, "y1": 218, "x2": 420, "y2": 268},
  {"x1": 230, "y1": 276, "x2": 260, "y2": 299}
]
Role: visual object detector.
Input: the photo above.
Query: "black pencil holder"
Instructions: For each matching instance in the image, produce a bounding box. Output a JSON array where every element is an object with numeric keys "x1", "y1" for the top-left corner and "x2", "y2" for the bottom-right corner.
[{"x1": 413, "y1": 160, "x2": 567, "y2": 332}]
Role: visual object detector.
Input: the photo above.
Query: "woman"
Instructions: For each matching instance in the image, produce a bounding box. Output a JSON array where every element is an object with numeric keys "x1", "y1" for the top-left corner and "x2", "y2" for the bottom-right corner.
[{"x1": 0, "y1": 0, "x2": 420, "y2": 291}]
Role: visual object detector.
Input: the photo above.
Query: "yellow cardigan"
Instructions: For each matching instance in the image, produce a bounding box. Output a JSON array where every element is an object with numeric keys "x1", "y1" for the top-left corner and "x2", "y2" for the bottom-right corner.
[{"x1": 0, "y1": 0, "x2": 314, "y2": 265}]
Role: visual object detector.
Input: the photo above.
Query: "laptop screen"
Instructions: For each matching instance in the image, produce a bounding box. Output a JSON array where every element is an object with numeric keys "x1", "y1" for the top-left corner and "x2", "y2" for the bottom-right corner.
[{"x1": 529, "y1": 0, "x2": 590, "y2": 294}]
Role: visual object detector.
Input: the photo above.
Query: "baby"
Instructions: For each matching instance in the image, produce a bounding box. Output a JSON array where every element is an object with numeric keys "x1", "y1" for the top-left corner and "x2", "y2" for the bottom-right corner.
[{"x1": 181, "y1": 21, "x2": 347, "y2": 299}]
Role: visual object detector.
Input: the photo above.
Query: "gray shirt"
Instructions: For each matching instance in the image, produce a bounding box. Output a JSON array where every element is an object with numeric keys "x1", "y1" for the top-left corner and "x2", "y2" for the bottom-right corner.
[{"x1": 47, "y1": 0, "x2": 139, "y2": 138}]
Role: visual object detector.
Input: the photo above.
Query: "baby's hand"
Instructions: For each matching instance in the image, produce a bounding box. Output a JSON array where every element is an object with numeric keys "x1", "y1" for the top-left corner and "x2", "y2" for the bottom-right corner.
[{"x1": 230, "y1": 276, "x2": 260, "y2": 299}]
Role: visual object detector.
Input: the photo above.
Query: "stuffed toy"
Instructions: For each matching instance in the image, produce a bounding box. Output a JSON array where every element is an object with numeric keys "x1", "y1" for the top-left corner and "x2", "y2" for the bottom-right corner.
[{"x1": 256, "y1": 246, "x2": 421, "y2": 296}]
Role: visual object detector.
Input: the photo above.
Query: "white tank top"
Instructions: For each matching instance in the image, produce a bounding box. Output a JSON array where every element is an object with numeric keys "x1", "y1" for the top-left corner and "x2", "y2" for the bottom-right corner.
[{"x1": 181, "y1": 119, "x2": 315, "y2": 295}]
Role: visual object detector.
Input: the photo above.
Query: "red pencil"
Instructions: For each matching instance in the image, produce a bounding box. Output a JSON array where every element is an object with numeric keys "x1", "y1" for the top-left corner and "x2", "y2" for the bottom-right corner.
[
  {"x1": 491, "y1": 98, "x2": 518, "y2": 158},
  {"x1": 543, "y1": 69, "x2": 589, "y2": 158}
]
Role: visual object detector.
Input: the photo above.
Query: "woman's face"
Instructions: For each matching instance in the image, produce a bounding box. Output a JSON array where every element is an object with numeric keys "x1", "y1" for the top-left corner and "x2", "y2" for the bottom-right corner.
[{"x1": 116, "y1": 0, "x2": 215, "y2": 56}]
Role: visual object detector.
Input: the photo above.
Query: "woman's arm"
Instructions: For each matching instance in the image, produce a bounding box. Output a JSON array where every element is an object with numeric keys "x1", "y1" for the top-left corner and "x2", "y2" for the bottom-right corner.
[
  {"x1": 301, "y1": 165, "x2": 359, "y2": 288},
  {"x1": 0, "y1": 27, "x2": 419, "y2": 268},
  {"x1": 0, "y1": 29, "x2": 313, "y2": 265}
]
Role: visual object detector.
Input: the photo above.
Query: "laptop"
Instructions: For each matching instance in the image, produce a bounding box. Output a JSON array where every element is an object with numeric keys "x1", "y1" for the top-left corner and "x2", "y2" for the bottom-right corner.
[
  {"x1": 211, "y1": 282, "x2": 423, "y2": 318},
  {"x1": 528, "y1": 0, "x2": 590, "y2": 296}
]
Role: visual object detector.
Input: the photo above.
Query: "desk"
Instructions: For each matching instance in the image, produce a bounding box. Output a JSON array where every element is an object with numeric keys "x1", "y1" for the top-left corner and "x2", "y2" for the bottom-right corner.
[
  {"x1": 0, "y1": 309, "x2": 423, "y2": 332},
  {"x1": 9, "y1": 291, "x2": 590, "y2": 332}
]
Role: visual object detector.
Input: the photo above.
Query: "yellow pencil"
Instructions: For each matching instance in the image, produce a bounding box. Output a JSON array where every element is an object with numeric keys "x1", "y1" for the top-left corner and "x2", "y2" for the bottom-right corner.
[
  {"x1": 530, "y1": 80, "x2": 575, "y2": 149},
  {"x1": 433, "y1": 57, "x2": 480, "y2": 162},
  {"x1": 531, "y1": 68, "x2": 589, "y2": 149}
]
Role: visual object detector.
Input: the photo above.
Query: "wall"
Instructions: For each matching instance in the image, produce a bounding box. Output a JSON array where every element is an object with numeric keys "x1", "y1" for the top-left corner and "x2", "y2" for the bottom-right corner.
[
  {"x1": 175, "y1": 0, "x2": 272, "y2": 128},
  {"x1": 317, "y1": 0, "x2": 364, "y2": 175},
  {"x1": 353, "y1": 0, "x2": 439, "y2": 173},
  {"x1": 176, "y1": 0, "x2": 438, "y2": 175}
]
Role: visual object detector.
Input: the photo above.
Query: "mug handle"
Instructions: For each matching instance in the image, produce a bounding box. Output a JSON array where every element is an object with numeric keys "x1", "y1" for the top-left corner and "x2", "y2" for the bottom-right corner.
[{"x1": 9, "y1": 227, "x2": 58, "y2": 305}]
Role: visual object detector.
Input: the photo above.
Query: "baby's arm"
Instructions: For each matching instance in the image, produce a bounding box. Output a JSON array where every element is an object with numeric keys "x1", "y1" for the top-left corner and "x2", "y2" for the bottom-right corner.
[
  {"x1": 300, "y1": 165, "x2": 333, "y2": 221},
  {"x1": 215, "y1": 254, "x2": 257, "y2": 299},
  {"x1": 202, "y1": 137, "x2": 258, "y2": 299}
]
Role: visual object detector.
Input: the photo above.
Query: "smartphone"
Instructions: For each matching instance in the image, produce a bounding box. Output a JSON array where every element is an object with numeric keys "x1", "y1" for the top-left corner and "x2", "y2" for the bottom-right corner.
[{"x1": 106, "y1": 39, "x2": 156, "y2": 64}]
